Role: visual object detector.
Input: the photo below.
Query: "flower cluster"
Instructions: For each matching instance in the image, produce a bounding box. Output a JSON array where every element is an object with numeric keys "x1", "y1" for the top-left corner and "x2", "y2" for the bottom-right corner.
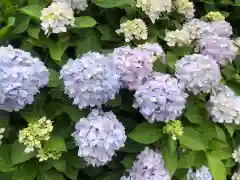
[
  {"x1": 138, "y1": 42, "x2": 166, "y2": 63},
  {"x1": 121, "y1": 147, "x2": 171, "y2": 180},
  {"x1": 111, "y1": 46, "x2": 155, "y2": 90},
  {"x1": 207, "y1": 21, "x2": 233, "y2": 37},
  {"x1": 232, "y1": 170, "x2": 240, "y2": 180},
  {"x1": 133, "y1": 72, "x2": 188, "y2": 123},
  {"x1": 0, "y1": 46, "x2": 48, "y2": 112},
  {"x1": 199, "y1": 35, "x2": 238, "y2": 66},
  {"x1": 116, "y1": 19, "x2": 148, "y2": 42},
  {"x1": 173, "y1": 0, "x2": 195, "y2": 19},
  {"x1": 136, "y1": 0, "x2": 171, "y2": 23},
  {"x1": 36, "y1": 148, "x2": 62, "y2": 162},
  {"x1": 187, "y1": 166, "x2": 212, "y2": 180},
  {"x1": 207, "y1": 85, "x2": 240, "y2": 124},
  {"x1": 205, "y1": 11, "x2": 225, "y2": 21},
  {"x1": 0, "y1": 128, "x2": 5, "y2": 146},
  {"x1": 164, "y1": 29, "x2": 192, "y2": 47},
  {"x1": 175, "y1": 54, "x2": 221, "y2": 95},
  {"x1": 18, "y1": 117, "x2": 53, "y2": 153},
  {"x1": 72, "y1": 109, "x2": 127, "y2": 167},
  {"x1": 163, "y1": 120, "x2": 183, "y2": 140},
  {"x1": 54, "y1": 0, "x2": 88, "y2": 11},
  {"x1": 60, "y1": 52, "x2": 120, "y2": 109},
  {"x1": 40, "y1": 2, "x2": 75, "y2": 34}
]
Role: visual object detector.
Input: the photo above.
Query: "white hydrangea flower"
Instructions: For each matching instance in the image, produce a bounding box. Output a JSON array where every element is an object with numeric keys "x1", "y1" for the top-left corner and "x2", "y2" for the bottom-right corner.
[
  {"x1": 233, "y1": 147, "x2": 240, "y2": 162},
  {"x1": 136, "y1": 0, "x2": 172, "y2": 23},
  {"x1": 121, "y1": 147, "x2": 171, "y2": 180},
  {"x1": 164, "y1": 29, "x2": 192, "y2": 47},
  {"x1": 40, "y1": 2, "x2": 75, "y2": 34},
  {"x1": 111, "y1": 46, "x2": 155, "y2": 90},
  {"x1": 187, "y1": 166, "x2": 212, "y2": 180},
  {"x1": 175, "y1": 54, "x2": 221, "y2": 94},
  {"x1": 232, "y1": 170, "x2": 240, "y2": 180},
  {"x1": 199, "y1": 35, "x2": 238, "y2": 66},
  {"x1": 174, "y1": 0, "x2": 195, "y2": 19},
  {"x1": 133, "y1": 72, "x2": 188, "y2": 123},
  {"x1": 54, "y1": 0, "x2": 88, "y2": 11},
  {"x1": 207, "y1": 85, "x2": 240, "y2": 124},
  {"x1": 72, "y1": 109, "x2": 127, "y2": 167},
  {"x1": 116, "y1": 19, "x2": 148, "y2": 42},
  {"x1": 60, "y1": 52, "x2": 120, "y2": 109},
  {"x1": 137, "y1": 42, "x2": 166, "y2": 63},
  {"x1": 182, "y1": 18, "x2": 211, "y2": 40}
]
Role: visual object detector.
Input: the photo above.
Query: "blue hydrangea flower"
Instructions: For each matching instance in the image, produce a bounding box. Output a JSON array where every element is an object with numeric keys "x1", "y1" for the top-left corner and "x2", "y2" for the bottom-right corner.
[
  {"x1": 60, "y1": 52, "x2": 121, "y2": 109},
  {"x1": 0, "y1": 46, "x2": 48, "y2": 112},
  {"x1": 206, "y1": 20, "x2": 233, "y2": 38},
  {"x1": 175, "y1": 54, "x2": 221, "y2": 94},
  {"x1": 121, "y1": 147, "x2": 171, "y2": 180},
  {"x1": 133, "y1": 72, "x2": 188, "y2": 123},
  {"x1": 72, "y1": 109, "x2": 127, "y2": 167},
  {"x1": 199, "y1": 35, "x2": 238, "y2": 66},
  {"x1": 207, "y1": 85, "x2": 240, "y2": 124},
  {"x1": 111, "y1": 46, "x2": 155, "y2": 90},
  {"x1": 187, "y1": 166, "x2": 212, "y2": 180}
]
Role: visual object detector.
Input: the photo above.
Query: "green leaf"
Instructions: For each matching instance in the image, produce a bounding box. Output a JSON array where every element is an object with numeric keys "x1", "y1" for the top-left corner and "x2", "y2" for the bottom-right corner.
[
  {"x1": 12, "y1": 14, "x2": 30, "y2": 34},
  {"x1": 215, "y1": 125, "x2": 227, "y2": 142},
  {"x1": 93, "y1": 0, "x2": 130, "y2": 8},
  {"x1": 65, "y1": 150, "x2": 86, "y2": 169},
  {"x1": 21, "y1": 5, "x2": 42, "y2": 20},
  {"x1": 44, "y1": 101, "x2": 64, "y2": 119},
  {"x1": 210, "y1": 148, "x2": 232, "y2": 160},
  {"x1": 184, "y1": 96, "x2": 209, "y2": 124},
  {"x1": 37, "y1": 170, "x2": 65, "y2": 180},
  {"x1": 44, "y1": 136, "x2": 67, "y2": 152},
  {"x1": 128, "y1": 123, "x2": 163, "y2": 144},
  {"x1": 0, "y1": 144, "x2": 15, "y2": 172},
  {"x1": 20, "y1": 92, "x2": 47, "y2": 123},
  {"x1": 107, "y1": 95, "x2": 122, "y2": 107},
  {"x1": 76, "y1": 30, "x2": 101, "y2": 56},
  {"x1": 179, "y1": 127, "x2": 207, "y2": 150},
  {"x1": 49, "y1": 41, "x2": 68, "y2": 64},
  {"x1": 11, "y1": 141, "x2": 36, "y2": 165},
  {"x1": 120, "y1": 139, "x2": 145, "y2": 153},
  {"x1": 207, "y1": 153, "x2": 226, "y2": 180},
  {"x1": 64, "y1": 165, "x2": 78, "y2": 180},
  {"x1": 166, "y1": 52, "x2": 178, "y2": 70},
  {"x1": 224, "y1": 124, "x2": 235, "y2": 137},
  {"x1": 0, "y1": 17, "x2": 15, "y2": 39},
  {"x1": 48, "y1": 69, "x2": 60, "y2": 88},
  {"x1": 97, "y1": 25, "x2": 119, "y2": 41},
  {"x1": 12, "y1": 161, "x2": 37, "y2": 180},
  {"x1": 74, "y1": 16, "x2": 97, "y2": 28},
  {"x1": 178, "y1": 151, "x2": 197, "y2": 168},
  {"x1": 28, "y1": 26, "x2": 40, "y2": 39},
  {"x1": 120, "y1": 155, "x2": 135, "y2": 168},
  {"x1": 64, "y1": 105, "x2": 86, "y2": 122},
  {"x1": 52, "y1": 160, "x2": 66, "y2": 172}
]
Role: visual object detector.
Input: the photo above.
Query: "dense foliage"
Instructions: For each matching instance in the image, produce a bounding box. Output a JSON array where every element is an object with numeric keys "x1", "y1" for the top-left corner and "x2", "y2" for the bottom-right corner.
[{"x1": 1, "y1": 0, "x2": 240, "y2": 180}]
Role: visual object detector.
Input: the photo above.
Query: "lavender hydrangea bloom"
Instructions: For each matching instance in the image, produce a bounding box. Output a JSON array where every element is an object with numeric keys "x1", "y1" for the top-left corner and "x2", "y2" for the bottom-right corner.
[
  {"x1": 187, "y1": 166, "x2": 212, "y2": 180},
  {"x1": 205, "y1": 20, "x2": 233, "y2": 38},
  {"x1": 72, "y1": 109, "x2": 127, "y2": 167},
  {"x1": 60, "y1": 52, "x2": 120, "y2": 109},
  {"x1": 199, "y1": 35, "x2": 238, "y2": 66},
  {"x1": 0, "y1": 46, "x2": 48, "y2": 112},
  {"x1": 138, "y1": 42, "x2": 166, "y2": 63},
  {"x1": 111, "y1": 46, "x2": 155, "y2": 90},
  {"x1": 207, "y1": 85, "x2": 240, "y2": 124},
  {"x1": 133, "y1": 72, "x2": 188, "y2": 123},
  {"x1": 121, "y1": 147, "x2": 171, "y2": 180},
  {"x1": 175, "y1": 54, "x2": 221, "y2": 94}
]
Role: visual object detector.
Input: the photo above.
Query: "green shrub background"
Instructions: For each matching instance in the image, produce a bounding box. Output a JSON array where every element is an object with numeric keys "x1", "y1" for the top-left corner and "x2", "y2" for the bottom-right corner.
[{"x1": 1, "y1": 0, "x2": 240, "y2": 179}]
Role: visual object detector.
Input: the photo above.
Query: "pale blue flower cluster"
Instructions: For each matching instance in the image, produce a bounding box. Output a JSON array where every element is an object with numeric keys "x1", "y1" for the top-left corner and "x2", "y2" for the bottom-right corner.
[
  {"x1": 72, "y1": 109, "x2": 127, "y2": 167},
  {"x1": 175, "y1": 54, "x2": 221, "y2": 94},
  {"x1": 133, "y1": 72, "x2": 188, "y2": 123},
  {"x1": 205, "y1": 20, "x2": 233, "y2": 38},
  {"x1": 199, "y1": 35, "x2": 238, "y2": 65},
  {"x1": 60, "y1": 52, "x2": 120, "y2": 109},
  {"x1": 0, "y1": 46, "x2": 48, "y2": 112},
  {"x1": 111, "y1": 46, "x2": 155, "y2": 90},
  {"x1": 207, "y1": 85, "x2": 240, "y2": 124},
  {"x1": 121, "y1": 147, "x2": 171, "y2": 180},
  {"x1": 187, "y1": 166, "x2": 212, "y2": 180}
]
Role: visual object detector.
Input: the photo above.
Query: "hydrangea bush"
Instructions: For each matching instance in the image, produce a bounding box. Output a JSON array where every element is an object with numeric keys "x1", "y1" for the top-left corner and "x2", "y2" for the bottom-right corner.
[{"x1": 1, "y1": 0, "x2": 240, "y2": 180}]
